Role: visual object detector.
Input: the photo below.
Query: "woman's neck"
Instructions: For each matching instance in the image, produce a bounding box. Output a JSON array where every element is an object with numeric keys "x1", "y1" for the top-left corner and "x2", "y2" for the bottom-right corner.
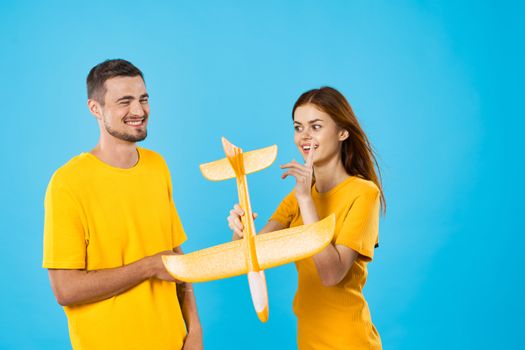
[{"x1": 313, "y1": 156, "x2": 349, "y2": 193}]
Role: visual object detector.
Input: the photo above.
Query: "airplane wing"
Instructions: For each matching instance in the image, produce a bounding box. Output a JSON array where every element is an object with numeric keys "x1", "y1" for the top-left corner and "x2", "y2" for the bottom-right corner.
[
  {"x1": 199, "y1": 143, "x2": 277, "y2": 181},
  {"x1": 255, "y1": 214, "x2": 335, "y2": 269},
  {"x1": 162, "y1": 239, "x2": 247, "y2": 283},
  {"x1": 162, "y1": 214, "x2": 335, "y2": 283}
]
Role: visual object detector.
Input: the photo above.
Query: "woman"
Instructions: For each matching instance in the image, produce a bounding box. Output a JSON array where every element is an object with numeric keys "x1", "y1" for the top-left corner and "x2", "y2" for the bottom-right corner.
[{"x1": 228, "y1": 86, "x2": 385, "y2": 349}]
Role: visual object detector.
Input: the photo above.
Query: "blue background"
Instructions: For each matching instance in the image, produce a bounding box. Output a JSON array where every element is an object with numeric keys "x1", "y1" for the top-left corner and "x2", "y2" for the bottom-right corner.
[{"x1": 1, "y1": 1, "x2": 523, "y2": 349}]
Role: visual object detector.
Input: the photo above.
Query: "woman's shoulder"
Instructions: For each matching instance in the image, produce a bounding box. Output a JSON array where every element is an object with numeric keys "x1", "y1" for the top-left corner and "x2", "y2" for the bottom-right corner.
[
  {"x1": 344, "y1": 176, "x2": 380, "y2": 198},
  {"x1": 280, "y1": 189, "x2": 298, "y2": 205},
  {"x1": 351, "y1": 176, "x2": 379, "y2": 191}
]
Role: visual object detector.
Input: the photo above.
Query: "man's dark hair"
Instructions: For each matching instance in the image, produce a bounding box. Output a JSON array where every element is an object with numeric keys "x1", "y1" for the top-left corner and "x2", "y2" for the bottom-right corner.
[{"x1": 87, "y1": 59, "x2": 144, "y2": 104}]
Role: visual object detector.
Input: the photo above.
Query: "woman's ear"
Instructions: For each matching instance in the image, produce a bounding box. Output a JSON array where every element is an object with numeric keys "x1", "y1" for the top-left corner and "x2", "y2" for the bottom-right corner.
[{"x1": 339, "y1": 129, "x2": 349, "y2": 141}]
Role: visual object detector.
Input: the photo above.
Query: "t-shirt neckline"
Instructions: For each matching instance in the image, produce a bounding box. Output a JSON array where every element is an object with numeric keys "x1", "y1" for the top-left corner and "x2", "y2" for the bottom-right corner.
[
  {"x1": 312, "y1": 175, "x2": 356, "y2": 198},
  {"x1": 82, "y1": 148, "x2": 142, "y2": 173}
]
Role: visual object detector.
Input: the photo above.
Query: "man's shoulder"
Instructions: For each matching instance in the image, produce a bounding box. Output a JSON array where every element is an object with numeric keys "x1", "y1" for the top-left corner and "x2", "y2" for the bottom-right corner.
[
  {"x1": 138, "y1": 147, "x2": 165, "y2": 162},
  {"x1": 138, "y1": 147, "x2": 170, "y2": 170},
  {"x1": 50, "y1": 153, "x2": 92, "y2": 186}
]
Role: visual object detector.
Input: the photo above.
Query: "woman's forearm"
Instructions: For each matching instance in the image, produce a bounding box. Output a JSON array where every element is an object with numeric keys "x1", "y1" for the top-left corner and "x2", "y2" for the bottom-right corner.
[{"x1": 297, "y1": 195, "x2": 357, "y2": 286}]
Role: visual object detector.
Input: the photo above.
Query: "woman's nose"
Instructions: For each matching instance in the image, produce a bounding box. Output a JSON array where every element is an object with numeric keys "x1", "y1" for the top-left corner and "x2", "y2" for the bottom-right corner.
[{"x1": 301, "y1": 129, "x2": 312, "y2": 140}]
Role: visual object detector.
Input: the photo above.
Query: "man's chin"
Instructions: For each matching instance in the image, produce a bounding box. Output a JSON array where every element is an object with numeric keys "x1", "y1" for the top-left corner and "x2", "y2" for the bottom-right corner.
[
  {"x1": 130, "y1": 131, "x2": 147, "y2": 142},
  {"x1": 107, "y1": 128, "x2": 147, "y2": 143},
  {"x1": 135, "y1": 134, "x2": 147, "y2": 142}
]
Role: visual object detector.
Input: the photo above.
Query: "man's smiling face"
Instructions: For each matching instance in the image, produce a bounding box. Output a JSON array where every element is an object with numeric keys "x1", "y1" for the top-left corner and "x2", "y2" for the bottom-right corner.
[{"x1": 98, "y1": 75, "x2": 150, "y2": 143}]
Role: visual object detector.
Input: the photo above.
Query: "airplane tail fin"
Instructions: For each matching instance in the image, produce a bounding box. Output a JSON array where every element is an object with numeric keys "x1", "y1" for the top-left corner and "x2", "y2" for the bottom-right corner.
[{"x1": 199, "y1": 137, "x2": 277, "y2": 181}]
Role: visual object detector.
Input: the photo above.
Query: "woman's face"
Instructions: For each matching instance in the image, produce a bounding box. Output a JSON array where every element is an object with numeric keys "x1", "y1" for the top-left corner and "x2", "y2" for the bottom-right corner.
[{"x1": 293, "y1": 103, "x2": 348, "y2": 166}]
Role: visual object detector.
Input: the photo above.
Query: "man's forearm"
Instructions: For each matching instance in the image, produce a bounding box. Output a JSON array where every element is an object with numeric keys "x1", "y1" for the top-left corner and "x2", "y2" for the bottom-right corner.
[
  {"x1": 177, "y1": 282, "x2": 202, "y2": 334},
  {"x1": 48, "y1": 251, "x2": 173, "y2": 306},
  {"x1": 172, "y1": 246, "x2": 202, "y2": 334}
]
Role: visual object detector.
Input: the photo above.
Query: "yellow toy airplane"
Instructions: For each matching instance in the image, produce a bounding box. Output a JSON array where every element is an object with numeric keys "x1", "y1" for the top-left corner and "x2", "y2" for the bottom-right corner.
[{"x1": 162, "y1": 138, "x2": 335, "y2": 322}]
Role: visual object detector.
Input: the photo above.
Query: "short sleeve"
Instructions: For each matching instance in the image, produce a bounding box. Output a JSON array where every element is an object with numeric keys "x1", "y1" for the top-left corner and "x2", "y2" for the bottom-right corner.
[
  {"x1": 42, "y1": 175, "x2": 87, "y2": 269},
  {"x1": 336, "y1": 188, "x2": 380, "y2": 261},
  {"x1": 269, "y1": 191, "x2": 298, "y2": 228},
  {"x1": 165, "y1": 166, "x2": 187, "y2": 248},
  {"x1": 170, "y1": 200, "x2": 187, "y2": 248}
]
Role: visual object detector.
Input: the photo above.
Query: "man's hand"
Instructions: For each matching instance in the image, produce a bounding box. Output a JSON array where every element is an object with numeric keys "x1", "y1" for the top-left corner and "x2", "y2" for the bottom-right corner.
[
  {"x1": 182, "y1": 328, "x2": 204, "y2": 350},
  {"x1": 146, "y1": 250, "x2": 180, "y2": 282}
]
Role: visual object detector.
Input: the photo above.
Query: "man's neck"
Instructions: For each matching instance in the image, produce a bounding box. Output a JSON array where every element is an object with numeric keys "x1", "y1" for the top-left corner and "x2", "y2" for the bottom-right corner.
[{"x1": 90, "y1": 139, "x2": 139, "y2": 169}]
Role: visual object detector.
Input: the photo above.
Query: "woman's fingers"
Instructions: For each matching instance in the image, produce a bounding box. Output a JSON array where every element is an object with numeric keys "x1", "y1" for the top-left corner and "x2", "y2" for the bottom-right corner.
[
  {"x1": 233, "y1": 204, "x2": 244, "y2": 216},
  {"x1": 228, "y1": 216, "x2": 244, "y2": 238},
  {"x1": 281, "y1": 163, "x2": 313, "y2": 176},
  {"x1": 281, "y1": 166, "x2": 310, "y2": 176},
  {"x1": 228, "y1": 212, "x2": 243, "y2": 237},
  {"x1": 281, "y1": 169, "x2": 308, "y2": 182},
  {"x1": 233, "y1": 227, "x2": 244, "y2": 238},
  {"x1": 281, "y1": 161, "x2": 307, "y2": 170},
  {"x1": 228, "y1": 204, "x2": 258, "y2": 239},
  {"x1": 305, "y1": 145, "x2": 315, "y2": 167},
  {"x1": 228, "y1": 211, "x2": 243, "y2": 228},
  {"x1": 231, "y1": 204, "x2": 256, "y2": 220},
  {"x1": 281, "y1": 165, "x2": 309, "y2": 177}
]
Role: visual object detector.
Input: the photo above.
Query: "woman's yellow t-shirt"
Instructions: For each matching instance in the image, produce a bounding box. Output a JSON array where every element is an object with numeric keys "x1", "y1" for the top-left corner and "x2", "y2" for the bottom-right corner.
[{"x1": 270, "y1": 176, "x2": 382, "y2": 350}]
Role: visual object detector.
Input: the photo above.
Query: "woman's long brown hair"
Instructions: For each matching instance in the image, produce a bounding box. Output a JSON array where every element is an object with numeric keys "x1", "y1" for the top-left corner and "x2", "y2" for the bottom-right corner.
[{"x1": 292, "y1": 86, "x2": 386, "y2": 213}]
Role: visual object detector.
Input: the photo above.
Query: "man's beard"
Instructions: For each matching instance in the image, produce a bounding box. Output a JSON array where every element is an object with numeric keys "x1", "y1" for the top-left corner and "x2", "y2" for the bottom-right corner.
[{"x1": 104, "y1": 120, "x2": 147, "y2": 142}]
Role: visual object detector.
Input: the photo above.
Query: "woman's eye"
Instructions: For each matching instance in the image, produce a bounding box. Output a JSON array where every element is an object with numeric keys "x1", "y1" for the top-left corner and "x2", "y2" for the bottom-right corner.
[
  {"x1": 312, "y1": 124, "x2": 321, "y2": 130},
  {"x1": 294, "y1": 126, "x2": 302, "y2": 132}
]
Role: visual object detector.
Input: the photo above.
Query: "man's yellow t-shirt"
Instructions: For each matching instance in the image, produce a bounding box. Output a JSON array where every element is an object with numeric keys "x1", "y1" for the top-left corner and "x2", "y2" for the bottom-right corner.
[
  {"x1": 43, "y1": 148, "x2": 187, "y2": 350},
  {"x1": 271, "y1": 176, "x2": 382, "y2": 350}
]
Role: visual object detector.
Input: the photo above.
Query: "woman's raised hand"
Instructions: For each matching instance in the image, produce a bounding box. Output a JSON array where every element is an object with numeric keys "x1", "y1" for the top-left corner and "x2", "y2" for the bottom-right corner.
[{"x1": 280, "y1": 143, "x2": 315, "y2": 200}]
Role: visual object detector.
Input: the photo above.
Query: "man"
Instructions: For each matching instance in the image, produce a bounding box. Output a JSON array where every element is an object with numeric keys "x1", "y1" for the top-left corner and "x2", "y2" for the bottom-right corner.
[{"x1": 43, "y1": 59, "x2": 203, "y2": 349}]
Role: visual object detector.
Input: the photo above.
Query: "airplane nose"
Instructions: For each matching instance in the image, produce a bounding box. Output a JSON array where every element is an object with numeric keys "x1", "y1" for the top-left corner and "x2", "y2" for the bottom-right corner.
[{"x1": 248, "y1": 271, "x2": 269, "y2": 322}]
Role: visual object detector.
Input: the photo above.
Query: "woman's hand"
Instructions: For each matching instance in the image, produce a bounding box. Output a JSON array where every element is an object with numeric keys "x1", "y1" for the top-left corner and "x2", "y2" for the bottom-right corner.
[
  {"x1": 227, "y1": 204, "x2": 257, "y2": 239},
  {"x1": 280, "y1": 144, "x2": 315, "y2": 201}
]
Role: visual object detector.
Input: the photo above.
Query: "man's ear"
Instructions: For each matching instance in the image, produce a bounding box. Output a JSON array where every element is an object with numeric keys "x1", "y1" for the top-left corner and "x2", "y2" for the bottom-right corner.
[
  {"x1": 339, "y1": 128, "x2": 349, "y2": 141},
  {"x1": 87, "y1": 99, "x2": 102, "y2": 120}
]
